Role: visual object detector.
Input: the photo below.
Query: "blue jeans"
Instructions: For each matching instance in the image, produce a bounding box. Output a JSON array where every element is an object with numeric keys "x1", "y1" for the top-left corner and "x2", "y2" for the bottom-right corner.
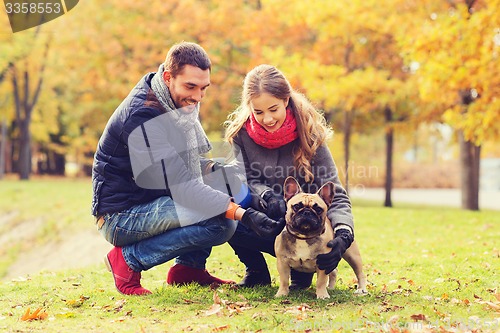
[{"x1": 99, "y1": 196, "x2": 237, "y2": 272}]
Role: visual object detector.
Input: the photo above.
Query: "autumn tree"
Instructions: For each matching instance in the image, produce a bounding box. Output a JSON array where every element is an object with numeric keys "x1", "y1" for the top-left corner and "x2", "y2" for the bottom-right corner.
[
  {"x1": 0, "y1": 20, "x2": 53, "y2": 180},
  {"x1": 399, "y1": 0, "x2": 500, "y2": 210},
  {"x1": 250, "y1": 0, "x2": 417, "y2": 205}
]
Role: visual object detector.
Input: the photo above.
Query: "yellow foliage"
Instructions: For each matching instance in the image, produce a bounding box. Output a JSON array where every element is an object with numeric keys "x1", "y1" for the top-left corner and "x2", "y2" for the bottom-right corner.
[{"x1": 2, "y1": 0, "x2": 499, "y2": 165}]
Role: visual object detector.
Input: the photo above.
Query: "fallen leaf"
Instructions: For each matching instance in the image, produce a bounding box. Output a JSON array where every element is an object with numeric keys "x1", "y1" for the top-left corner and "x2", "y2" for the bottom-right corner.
[
  {"x1": 65, "y1": 296, "x2": 87, "y2": 308},
  {"x1": 212, "y1": 324, "x2": 230, "y2": 331},
  {"x1": 114, "y1": 299, "x2": 127, "y2": 312},
  {"x1": 227, "y1": 301, "x2": 252, "y2": 314},
  {"x1": 203, "y1": 304, "x2": 222, "y2": 317},
  {"x1": 252, "y1": 313, "x2": 266, "y2": 320},
  {"x1": 284, "y1": 303, "x2": 312, "y2": 316},
  {"x1": 20, "y1": 307, "x2": 48, "y2": 321},
  {"x1": 482, "y1": 301, "x2": 500, "y2": 312},
  {"x1": 392, "y1": 288, "x2": 403, "y2": 294},
  {"x1": 213, "y1": 291, "x2": 221, "y2": 305},
  {"x1": 55, "y1": 312, "x2": 76, "y2": 318},
  {"x1": 433, "y1": 307, "x2": 446, "y2": 318},
  {"x1": 410, "y1": 313, "x2": 427, "y2": 322}
]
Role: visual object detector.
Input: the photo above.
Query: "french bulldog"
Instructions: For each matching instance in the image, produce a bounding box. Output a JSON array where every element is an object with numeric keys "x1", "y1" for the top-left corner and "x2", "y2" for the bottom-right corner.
[{"x1": 274, "y1": 176, "x2": 367, "y2": 299}]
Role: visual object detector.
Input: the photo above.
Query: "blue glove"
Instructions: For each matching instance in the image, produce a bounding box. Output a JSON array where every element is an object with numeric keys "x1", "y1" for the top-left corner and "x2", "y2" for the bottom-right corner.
[{"x1": 209, "y1": 162, "x2": 250, "y2": 207}]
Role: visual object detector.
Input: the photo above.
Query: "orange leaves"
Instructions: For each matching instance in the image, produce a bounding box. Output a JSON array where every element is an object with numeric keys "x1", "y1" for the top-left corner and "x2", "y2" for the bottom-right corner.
[
  {"x1": 64, "y1": 295, "x2": 89, "y2": 308},
  {"x1": 202, "y1": 290, "x2": 253, "y2": 317},
  {"x1": 212, "y1": 324, "x2": 230, "y2": 332},
  {"x1": 284, "y1": 303, "x2": 312, "y2": 321},
  {"x1": 20, "y1": 307, "x2": 48, "y2": 321},
  {"x1": 474, "y1": 292, "x2": 500, "y2": 314},
  {"x1": 409, "y1": 313, "x2": 427, "y2": 322},
  {"x1": 197, "y1": 290, "x2": 255, "y2": 332}
]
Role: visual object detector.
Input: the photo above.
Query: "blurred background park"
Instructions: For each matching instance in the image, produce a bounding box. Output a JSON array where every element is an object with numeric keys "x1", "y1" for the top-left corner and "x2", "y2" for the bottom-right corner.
[
  {"x1": 1, "y1": 0, "x2": 499, "y2": 211},
  {"x1": 1, "y1": 5, "x2": 499, "y2": 330}
]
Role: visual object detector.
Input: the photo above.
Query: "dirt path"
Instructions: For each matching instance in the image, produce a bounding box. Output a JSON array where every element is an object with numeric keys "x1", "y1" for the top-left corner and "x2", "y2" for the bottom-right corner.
[
  {"x1": 4, "y1": 226, "x2": 111, "y2": 281},
  {"x1": 349, "y1": 188, "x2": 500, "y2": 210}
]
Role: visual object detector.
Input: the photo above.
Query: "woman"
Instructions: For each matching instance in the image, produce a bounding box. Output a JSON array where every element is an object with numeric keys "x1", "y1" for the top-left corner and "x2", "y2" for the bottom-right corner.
[{"x1": 225, "y1": 64, "x2": 361, "y2": 289}]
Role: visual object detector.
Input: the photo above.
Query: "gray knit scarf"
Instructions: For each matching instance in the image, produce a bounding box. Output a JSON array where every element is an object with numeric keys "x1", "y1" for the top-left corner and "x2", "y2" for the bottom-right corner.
[{"x1": 151, "y1": 64, "x2": 212, "y2": 180}]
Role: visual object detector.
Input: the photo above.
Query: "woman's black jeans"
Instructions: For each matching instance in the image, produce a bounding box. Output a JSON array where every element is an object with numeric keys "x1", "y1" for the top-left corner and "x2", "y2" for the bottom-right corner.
[{"x1": 228, "y1": 222, "x2": 313, "y2": 287}]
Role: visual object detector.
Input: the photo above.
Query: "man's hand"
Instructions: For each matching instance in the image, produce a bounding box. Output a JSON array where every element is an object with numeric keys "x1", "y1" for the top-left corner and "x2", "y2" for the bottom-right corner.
[
  {"x1": 316, "y1": 228, "x2": 354, "y2": 274},
  {"x1": 241, "y1": 208, "x2": 285, "y2": 238},
  {"x1": 261, "y1": 191, "x2": 287, "y2": 220}
]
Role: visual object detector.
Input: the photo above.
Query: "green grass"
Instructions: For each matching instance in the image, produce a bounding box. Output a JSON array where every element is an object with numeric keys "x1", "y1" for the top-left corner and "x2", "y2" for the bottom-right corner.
[{"x1": 0, "y1": 178, "x2": 499, "y2": 332}]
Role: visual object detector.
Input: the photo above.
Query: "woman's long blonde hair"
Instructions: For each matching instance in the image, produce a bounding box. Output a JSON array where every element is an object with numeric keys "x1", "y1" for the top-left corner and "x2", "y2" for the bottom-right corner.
[{"x1": 224, "y1": 64, "x2": 333, "y2": 183}]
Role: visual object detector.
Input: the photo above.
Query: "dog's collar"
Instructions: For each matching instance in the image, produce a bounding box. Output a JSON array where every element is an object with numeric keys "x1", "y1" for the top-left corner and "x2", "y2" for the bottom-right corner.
[{"x1": 286, "y1": 224, "x2": 326, "y2": 240}]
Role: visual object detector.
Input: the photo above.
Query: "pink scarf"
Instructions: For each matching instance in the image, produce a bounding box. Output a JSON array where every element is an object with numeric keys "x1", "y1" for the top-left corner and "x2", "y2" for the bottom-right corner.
[{"x1": 245, "y1": 108, "x2": 298, "y2": 149}]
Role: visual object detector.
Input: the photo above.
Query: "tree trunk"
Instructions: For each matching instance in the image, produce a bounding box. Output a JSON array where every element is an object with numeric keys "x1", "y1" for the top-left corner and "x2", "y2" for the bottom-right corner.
[
  {"x1": 18, "y1": 120, "x2": 32, "y2": 179},
  {"x1": 384, "y1": 106, "x2": 393, "y2": 207},
  {"x1": 10, "y1": 35, "x2": 50, "y2": 180},
  {"x1": 343, "y1": 109, "x2": 354, "y2": 194},
  {"x1": 12, "y1": 66, "x2": 34, "y2": 180},
  {"x1": 0, "y1": 119, "x2": 6, "y2": 179},
  {"x1": 38, "y1": 148, "x2": 66, "y2": 175},
  {"x1": 458, "y1": 130, "x2": 480, "y2": 210}
]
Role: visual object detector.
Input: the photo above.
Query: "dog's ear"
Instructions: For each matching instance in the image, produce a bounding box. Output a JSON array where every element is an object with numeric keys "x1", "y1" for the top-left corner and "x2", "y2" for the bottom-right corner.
[
  {"x1": 317, "y1": 181, "x2": 335, "y2": 206},
  {"x1": 284, "y1": 176, "x2": 302, "y2": 202}
]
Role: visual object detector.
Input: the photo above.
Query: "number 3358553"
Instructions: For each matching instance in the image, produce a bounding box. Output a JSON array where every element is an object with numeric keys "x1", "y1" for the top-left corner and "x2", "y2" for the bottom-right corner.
[{"x1": 5, "y1": 2, "x2": 62, "y2": 14}]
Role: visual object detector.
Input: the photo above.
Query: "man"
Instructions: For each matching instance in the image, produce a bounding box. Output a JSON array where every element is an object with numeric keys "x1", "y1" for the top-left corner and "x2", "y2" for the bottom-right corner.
[{"x1": 92, "y1": 42, "x2": 284, "y2": 295}]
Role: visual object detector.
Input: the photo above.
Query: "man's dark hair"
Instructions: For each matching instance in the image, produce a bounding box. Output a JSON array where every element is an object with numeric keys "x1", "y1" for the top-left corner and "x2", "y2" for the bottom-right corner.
[{"x1": 164, "y1": 42, "x2": 211, "y2": 77}]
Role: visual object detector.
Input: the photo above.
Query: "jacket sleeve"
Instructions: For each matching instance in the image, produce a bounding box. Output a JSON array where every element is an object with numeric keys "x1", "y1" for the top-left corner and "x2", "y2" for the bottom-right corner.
[
  {"x1": 200, "y1": 157, "x2": 215, "y2": 175},
  {"x1": 313, "y1": 144, "x2": 354, "y2": 233},
  {"x1": 125, "y1": 111, "x2": 231, "y2": 219},
  {"x1": 232, "y1": 135, "x2": 272, "y2": 210}
]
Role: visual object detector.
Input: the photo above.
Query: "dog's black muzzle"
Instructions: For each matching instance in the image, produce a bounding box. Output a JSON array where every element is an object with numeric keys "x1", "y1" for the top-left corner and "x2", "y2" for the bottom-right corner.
[{"x1": 288, "y1": 208, "x2": 325, "y2": 238}]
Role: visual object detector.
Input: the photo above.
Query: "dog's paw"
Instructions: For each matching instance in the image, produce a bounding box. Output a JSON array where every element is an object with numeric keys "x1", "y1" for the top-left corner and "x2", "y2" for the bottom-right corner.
[
  {"x1": 316, "y1": 291, "x2": 330, "y2": 299},
  {"x1": 353, "y1": 288, "x2": 368, "y2": 296},
  {"x1": 275, "y1": 289, "x2": 289, "y2": 298}
]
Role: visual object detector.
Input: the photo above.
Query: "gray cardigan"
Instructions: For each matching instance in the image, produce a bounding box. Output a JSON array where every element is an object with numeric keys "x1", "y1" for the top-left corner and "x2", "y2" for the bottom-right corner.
[{"x1": 232, "y1": 127, "x2": 354, "y2": 232}]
